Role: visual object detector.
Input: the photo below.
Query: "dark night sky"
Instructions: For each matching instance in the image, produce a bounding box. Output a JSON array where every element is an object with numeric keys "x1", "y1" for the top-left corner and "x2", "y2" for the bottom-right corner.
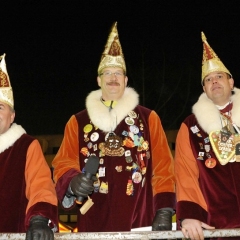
[{"x1": 1, "y1": 0, "x2": 240, "y2": 135}]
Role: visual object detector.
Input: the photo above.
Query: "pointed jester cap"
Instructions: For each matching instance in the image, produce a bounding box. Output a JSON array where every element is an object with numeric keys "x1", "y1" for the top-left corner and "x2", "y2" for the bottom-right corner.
[
  {"x1": 97, "y1": 22, "x2": 126, "y2": 75},
  {"x1": 201, "y1": 32, "x2": 232, "y2": 84},
  {"x1": 0, "y1": 53, "x2": 14, "y2": 108}
]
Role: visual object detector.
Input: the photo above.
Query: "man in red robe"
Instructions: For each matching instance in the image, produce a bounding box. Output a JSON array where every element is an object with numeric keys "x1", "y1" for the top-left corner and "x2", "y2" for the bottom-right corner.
[
  {"x1": 175, "y1": 32, "x2": 240, "y2": 240},
  {"x1": 0, "y1": 53, "x2": 58, "y2": 239},
  {"x1": 52, "y1": 22, "x2": 175, "y2": 232}
]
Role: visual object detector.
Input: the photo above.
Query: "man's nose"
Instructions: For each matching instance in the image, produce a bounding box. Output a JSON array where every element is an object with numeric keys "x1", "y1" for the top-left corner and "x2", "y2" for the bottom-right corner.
[
  {"x1": 212, "y1": 76, "x2": 218, "y2": 83},
  {"x1": 110, "y1": 73, "x2": 117, "y2": 80}
]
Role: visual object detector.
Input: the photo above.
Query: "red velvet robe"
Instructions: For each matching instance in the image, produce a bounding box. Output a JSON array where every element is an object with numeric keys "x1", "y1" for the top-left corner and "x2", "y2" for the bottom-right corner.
[
  {"x1": 0, "y1": 125, "x2": 58, "y2": 232},
  {"x1": 175, "y1": 114, "x2": 240, "y2": 240},
  {"x1": 53, "y1": 103, "x2": 175, "y2": 231}
]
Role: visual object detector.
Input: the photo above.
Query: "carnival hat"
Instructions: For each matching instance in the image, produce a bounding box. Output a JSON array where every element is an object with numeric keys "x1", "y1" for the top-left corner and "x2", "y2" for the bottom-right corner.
[
  {"x1": 97, "y1": 22, "x2": 126, "y2": 75},
  {"x1": 201, "y1": 32, "x2": 232, "y2": 84},
  {"x1": 0, "y1": 53, "x2": 14, "y2": 108}
]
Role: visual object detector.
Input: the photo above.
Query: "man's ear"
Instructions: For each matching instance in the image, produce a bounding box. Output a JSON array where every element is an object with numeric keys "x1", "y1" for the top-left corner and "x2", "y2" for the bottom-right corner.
[
  {"x1": 97, "y1": 76, "x2": 101, "y2": 87},
  {"x1": 229, "y1": 78, "x2": 234, "y2": 89},
  {"x1": 125, "y1": 76, "x2": 128, "y2": 86},
  {"x1": 11, "y1": 111, "x2": 15, "y2": 123}
]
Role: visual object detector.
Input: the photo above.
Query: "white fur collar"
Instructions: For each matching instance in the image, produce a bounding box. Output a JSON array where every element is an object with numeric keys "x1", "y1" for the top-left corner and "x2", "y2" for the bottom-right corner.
[
  {"x1": 192, "y1": 87, "x2": 240, "y2": 134},
  {"x1": 0, "y1": 123, "x2": 26, "y2": 153},
  {"x1": 86, "y1": 87, "x2": 139, "y2": 133}
]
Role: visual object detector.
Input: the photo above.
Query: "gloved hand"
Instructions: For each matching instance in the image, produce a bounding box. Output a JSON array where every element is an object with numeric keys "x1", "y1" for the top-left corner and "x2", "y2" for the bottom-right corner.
[
  {"x1": 152, "y1": 208, "x2": 173, "y2": 231},
  {"x1": 26, "y1": 215, "x2": 53, "y2": 240},
  {"x1": 68, "y1": 173, "x2": 95, "y2": 198}
]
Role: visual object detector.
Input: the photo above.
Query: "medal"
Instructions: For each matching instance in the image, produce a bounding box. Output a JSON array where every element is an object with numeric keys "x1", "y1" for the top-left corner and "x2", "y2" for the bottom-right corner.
[
  {"x1": 132, "y1": 172, "x2": 142, "y2": 183},
  {"x1": 126, "y1": 179, "x2": 134, "y2": 196},
  {"x1": 141, "y1": 141, "x2": 149, "y2": 151},
  {"x1": 83, "y1": 124, "x2": 93, "y2": 133},
  {"x1": 125, "y1": 117, "x2": 134, "y2": 125},
  {"x1": 125, "y1": 156, "x2": 133, "y2": 163},
  {"x1": 128, "y1": 110, "x2": 137, "y2": 118},
  {"x1": 197, "y1": 152, "x2": 204, "y2": 160},
  {"x1": 130, "y1": 125, "x2": 139, "y2": 134},
  {"x1": 205, "y1": 158, "x2": 217, "y2": 168},
  {"x1": 93, "y1": 178, "x2": 100, "y2": 192},
  {"x1": 115, "y1": 166, "x2": 122, "y2": 172},
  {"x1": 104, "y1": 132, "x2": 125, "y2": 156},
  {"x1": 98, "y1": 167, "x2": 106, "y2": 177},
  {"x1": 90, "y1": 132, "x2": 99, "y2": 142},
  {"x1": 80, "y1": 147, "x2": 89, "y2": 156},
  {"x1": 87, "y1": 142, "x2": 93, "y2": 149},
  {"x1": 99, "y1": 181, "x2": 108, "y2": 194},
  {"x1": 204, "y1": 144, "x2": 210, "y2": 152}
]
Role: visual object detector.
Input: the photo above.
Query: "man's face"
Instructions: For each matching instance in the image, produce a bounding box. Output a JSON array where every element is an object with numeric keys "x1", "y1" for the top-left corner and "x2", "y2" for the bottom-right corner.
[
  {"x1": 97, "y1": 67, "x2": 128, "y2": 101},
  {"x1": 202, "y1": 71, "x2": 234, "y2": 106},
  {"x1": 0, "y1": 101, "x2": 15, "y2": 135}
]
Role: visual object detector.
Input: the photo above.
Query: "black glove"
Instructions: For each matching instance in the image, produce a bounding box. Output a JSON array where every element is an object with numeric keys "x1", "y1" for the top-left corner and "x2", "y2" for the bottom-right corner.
[
  {"x1": 152, "y1": 208, "x2": 173, "y2": 231},
  {"x1": 68, "y1": 173, "x2": 95, "y2": 198},
  {"x1": 26, "y1": 215, "x2": 53, "y2": 240}
]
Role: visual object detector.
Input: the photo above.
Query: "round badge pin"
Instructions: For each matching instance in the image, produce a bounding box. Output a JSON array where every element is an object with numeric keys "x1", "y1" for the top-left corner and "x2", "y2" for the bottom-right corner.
[
  {"x1": 90, "y1": 132, "x2": 99, "y2": 142},
  {"x1": 128, "y1": 110, "x2": 137, "y2": 118},
  {"x1": 125, "y1": 156, "x2": 133, "y2": 163},
  {"x1": 141, "y1": 141, "x2": 149, "y2": 151},
  {"x1": 132, "y1": 172, "x2": 142, "y2": 184},
  {"x1": 83, "y1": 124, "x2": 93, "y2": 133},
  {"x1": 130, "y1": 125, "x2": 139, "y2": 134},
  {"x1": 205, "y1": 158, "x2": 216, "y2": 168},
  {"x1": 87, "y1": 142, "x2": 93, "y2": 149},
  {"x1": 125, "y1": 117, "x2": 134, "y2": 125}
]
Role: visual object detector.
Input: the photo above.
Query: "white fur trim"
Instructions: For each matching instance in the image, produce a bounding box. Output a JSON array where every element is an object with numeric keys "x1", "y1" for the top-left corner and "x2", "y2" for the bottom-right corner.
[
  {"x1": 0, "y1": 123, "x2": 26, "y2": 153},
  {"x1": 193, "y1": 87, "x2": 240, "y2": 134},
  {"x1": 86, "y1": 87, "x2": 139, "y2": 133}
]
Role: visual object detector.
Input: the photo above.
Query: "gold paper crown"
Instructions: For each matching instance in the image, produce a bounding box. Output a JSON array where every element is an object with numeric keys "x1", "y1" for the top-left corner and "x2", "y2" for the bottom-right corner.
[
  {"x1": 0, "y1": 53, "x2": 14, "y2": 108},
  {"x1": 201, "y1": 32, "x2": 231, "y2": 83},
  {"x1": 97, "y1": 22, "x2": 126, "y2": 74}
]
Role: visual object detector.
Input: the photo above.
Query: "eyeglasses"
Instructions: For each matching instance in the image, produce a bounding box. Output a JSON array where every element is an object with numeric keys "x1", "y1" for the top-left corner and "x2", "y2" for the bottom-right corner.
[{"x1": 99, "y1": 71, "x2": 125, "y2": 78}]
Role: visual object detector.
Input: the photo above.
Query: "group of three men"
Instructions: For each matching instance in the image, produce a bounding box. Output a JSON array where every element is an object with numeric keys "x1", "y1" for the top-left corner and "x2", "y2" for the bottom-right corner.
[{"x1": 1, "y1": 22, "x2": 239, "y2": 240}]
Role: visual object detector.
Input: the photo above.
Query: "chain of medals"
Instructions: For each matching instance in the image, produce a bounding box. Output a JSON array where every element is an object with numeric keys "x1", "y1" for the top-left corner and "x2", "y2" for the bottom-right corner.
[{"x1": 80, "y1": 109, "x2": 150, "y2": 196}]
